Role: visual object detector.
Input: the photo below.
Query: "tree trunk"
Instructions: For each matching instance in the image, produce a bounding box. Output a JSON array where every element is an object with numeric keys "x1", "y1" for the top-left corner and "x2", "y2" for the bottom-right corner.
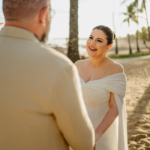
[
  {"x1": 67, "y1": 0, "x2": 80, "y2": 63},
  {"x1": 128, "y1": 20, "x2": 132, "y2": 55},
  {"x1": 136, "y1": 30, "x2": 140, "y2": 52},
  {"x1": 143, "y1": 0, "x2": 150, "y2": 41},
  {"x1": 143, "y1": 40, "x2": 150, "y2": 53},
  {"x1": 128, "y1": 34, "x2": 132, "y2": 55},
  {"x1": 136, "y1": 0, "x2": 140, "y2": 52},
  {"x1": 115, "y1": 38, "x2": 118, "y2": 54},
  {"x1": 112, "y1": 0, "x2": 118, "y2": 54}
]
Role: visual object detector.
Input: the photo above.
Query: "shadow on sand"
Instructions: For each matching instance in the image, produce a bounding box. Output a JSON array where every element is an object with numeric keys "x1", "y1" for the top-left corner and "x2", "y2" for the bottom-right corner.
[{"x1": 127, "y1": 84, "x2": 150, "y2": 149}]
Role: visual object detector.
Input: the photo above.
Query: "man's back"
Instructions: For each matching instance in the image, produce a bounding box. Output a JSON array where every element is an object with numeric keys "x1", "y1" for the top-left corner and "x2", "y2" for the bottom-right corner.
[{"x1": 0, "y1": 26, "x2": 94, "y2": 150}]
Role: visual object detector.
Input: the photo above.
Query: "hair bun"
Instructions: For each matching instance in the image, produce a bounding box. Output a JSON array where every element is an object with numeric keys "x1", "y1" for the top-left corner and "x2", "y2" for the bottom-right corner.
[{"x1": 113, "y1": 32, "x2": 116, "y2": 40}]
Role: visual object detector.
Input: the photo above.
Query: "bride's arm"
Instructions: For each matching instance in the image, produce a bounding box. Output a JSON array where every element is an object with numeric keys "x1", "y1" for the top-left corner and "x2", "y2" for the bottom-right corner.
[{"x1": 95, "y1": 92, "x2": 119, "y2": 141}]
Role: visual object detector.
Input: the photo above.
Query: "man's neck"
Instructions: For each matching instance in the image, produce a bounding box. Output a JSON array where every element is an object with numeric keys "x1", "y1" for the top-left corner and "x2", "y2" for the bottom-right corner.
[
  {"x1": 5, "y1": 21, "x2": 41, "y2": 39},
  {"x1": 5, "y1": 21, "x2": 30, "y2": 31}
]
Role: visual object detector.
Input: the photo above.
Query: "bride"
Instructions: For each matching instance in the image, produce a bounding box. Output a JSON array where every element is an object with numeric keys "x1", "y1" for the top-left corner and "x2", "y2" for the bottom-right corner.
[{"x1": 75, "y1": 25, "x2": 128, "y2": 150}]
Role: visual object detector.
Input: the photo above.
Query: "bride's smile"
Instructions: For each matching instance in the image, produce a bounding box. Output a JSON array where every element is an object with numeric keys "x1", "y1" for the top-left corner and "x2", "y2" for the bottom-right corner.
[
  {"x1": 86, "y1": 29, "x2": 112, "y2": 58},
  {"x1": 89, "y1": 46, "x2": 97, "y2": 51}
]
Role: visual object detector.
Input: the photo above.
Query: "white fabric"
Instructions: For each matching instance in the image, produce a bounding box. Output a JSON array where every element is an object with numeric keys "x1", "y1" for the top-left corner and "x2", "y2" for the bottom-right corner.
[{"x1": 79, "y1": 73, "x2": 128, "y2": 150}]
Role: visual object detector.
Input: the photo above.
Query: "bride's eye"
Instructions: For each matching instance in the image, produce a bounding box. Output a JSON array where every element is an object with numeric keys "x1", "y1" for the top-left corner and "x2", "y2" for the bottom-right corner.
[
  {"x1": 89, "y1": 36, "x2": 93, "y2": 39},
  {"x1": 98, "y1": 40, "x2": 102, "y2": 42}
]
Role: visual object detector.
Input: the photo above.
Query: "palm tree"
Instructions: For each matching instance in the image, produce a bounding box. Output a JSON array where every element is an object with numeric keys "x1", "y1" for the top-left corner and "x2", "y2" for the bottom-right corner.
[
  {"x1": 140, "y1": 0, "x2": 150, "y2": 41},
  {"x1": 67, "y1": 0, "x2": 80, "y2": 63},
  {"x1": 140, "y1": 27, "x2": 150, "y2": 53},
  {"x1": 132, "y1": 0, "x2": 140, "y2": 52},
  {"x1": 123, "y1": 0, "x2": 150, "y2": 41},
  {"x1": 122, "y1": 4, "x2": 138, "y2": 55},
  {"x1": 135, "y1": 30, "x2": 140, "y2": 52}
]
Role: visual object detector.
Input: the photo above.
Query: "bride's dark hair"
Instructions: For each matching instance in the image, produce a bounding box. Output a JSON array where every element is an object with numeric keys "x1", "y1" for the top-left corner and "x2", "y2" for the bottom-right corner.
[{"x1": 93, "y1": 25, "x2": 116, "y2": 45}]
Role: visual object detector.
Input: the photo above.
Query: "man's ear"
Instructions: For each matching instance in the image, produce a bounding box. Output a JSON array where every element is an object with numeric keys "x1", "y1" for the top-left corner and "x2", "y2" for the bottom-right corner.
[
  {"x1": 39, "y1": 7, "x2": 48, "y2": 27},
  {"x1": 107, "y1": 44, "x2": 112, "y2": 51}
]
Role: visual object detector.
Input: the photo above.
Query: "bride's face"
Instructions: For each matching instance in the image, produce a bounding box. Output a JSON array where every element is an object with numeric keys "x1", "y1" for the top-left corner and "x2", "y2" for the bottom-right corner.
[{"x1": 86, "y1": 29, "x2": 109, "y2": 58}]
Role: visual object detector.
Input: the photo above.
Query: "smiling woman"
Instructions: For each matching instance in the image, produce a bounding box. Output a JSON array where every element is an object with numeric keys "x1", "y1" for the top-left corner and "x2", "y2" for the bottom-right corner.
[
  {"x1": 74, "y1": 25, "x2": 128, "y2": 150},
  {"x1": 86, "y1": 25, "x2": 116, "y2": 59}
]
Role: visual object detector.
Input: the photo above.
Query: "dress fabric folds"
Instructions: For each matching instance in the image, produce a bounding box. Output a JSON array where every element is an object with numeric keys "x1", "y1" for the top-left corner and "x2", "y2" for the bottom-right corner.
[{"x1": 79, "y1": 73, "x2": 128, "y2": 150}]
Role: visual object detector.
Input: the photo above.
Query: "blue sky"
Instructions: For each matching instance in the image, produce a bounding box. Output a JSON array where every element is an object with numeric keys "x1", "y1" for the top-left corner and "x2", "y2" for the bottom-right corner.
[{"x1": 0, "y1": 0, "x2": 150, "y2": 39}]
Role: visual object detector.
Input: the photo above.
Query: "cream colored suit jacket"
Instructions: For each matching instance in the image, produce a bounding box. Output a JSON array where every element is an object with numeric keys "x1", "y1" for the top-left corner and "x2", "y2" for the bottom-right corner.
[{"x1": 0, "y1": 26, "x2": 94, "y2": 150}]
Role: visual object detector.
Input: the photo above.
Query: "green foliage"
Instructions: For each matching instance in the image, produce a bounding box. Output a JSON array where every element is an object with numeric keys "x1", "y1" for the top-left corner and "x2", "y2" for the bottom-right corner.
[
  {"x1": 109, "y1": 52, "x2": 150, "y2": 59},
  {"x1": 140, "y1": 27, "x2": 149, "y2": 41},
  {"x1": 121, "y1": 3, "x2": 138, "y2": 25}
]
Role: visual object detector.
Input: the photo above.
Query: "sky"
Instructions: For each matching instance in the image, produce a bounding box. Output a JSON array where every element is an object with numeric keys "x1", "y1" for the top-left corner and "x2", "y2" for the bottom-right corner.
[{"x1": 0, "y1": 0, "x2": 150, "y2": 39}]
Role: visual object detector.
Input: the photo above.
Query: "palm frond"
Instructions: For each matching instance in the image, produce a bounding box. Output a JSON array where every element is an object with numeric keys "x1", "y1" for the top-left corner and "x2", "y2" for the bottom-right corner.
[
  {"x1": 138, "y1": 16, "x2": 146, "y2": 20},
  {"x1": 132, "y1": 0, "x2": 139, "y2": 7},
  {"x1": 132, "y1": 18, "x2": 138, "y2": 24},
  {"x1": 122, "y1": 12, "x2": 128, "y2": 16},
  {"x1": 122, "y1": 18, "x2": 129, "y2": 23},
  {"x1": 141, "y1": 0, "x2": 145, "y2": 10},
  {"x1": 120, "y1": 0, "x2": 128, "y2": 5},
  {"x1": 138, "y1": 8, "x2": 143, "y2": 13}
]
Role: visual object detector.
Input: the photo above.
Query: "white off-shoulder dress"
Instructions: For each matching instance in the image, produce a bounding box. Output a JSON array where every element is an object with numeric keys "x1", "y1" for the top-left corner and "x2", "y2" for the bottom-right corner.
[{"x1": 79, "y1": 73, "x2": 128, "y2": 150}]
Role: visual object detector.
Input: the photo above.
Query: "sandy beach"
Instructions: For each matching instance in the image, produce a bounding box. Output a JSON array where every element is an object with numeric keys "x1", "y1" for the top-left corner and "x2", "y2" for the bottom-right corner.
[
  {"x1": 120, "y1": 58, "x2": 150, "y2": 150},
  {"x1": 52, "y1": 45, "x2": 150, "y2": 149}
]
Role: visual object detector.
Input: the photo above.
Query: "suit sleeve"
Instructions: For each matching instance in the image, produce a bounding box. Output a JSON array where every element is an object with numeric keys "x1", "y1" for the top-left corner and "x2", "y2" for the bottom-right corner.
[{"x1": 51, "y1": 64, "x2": 95, "y2": 150}]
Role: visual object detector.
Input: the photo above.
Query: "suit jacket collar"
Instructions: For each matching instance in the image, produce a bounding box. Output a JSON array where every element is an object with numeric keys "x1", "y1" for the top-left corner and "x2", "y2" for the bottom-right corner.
[{"x1": 0, "y1": 26, "x2": 40, "y2": 43}]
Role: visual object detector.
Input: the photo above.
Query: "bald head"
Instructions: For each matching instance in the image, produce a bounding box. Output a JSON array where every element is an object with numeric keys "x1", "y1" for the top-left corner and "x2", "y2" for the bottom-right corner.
[{"x1": 3, "y1": 0, "x2": 49, "y2": 21}]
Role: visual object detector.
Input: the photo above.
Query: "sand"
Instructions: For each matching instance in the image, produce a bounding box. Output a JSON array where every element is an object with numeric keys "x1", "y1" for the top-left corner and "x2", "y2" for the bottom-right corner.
[
  {"x1": 52, "y1": 45, "x2": 150, "y2": 149},
  {"x1": 121, "y1": 59, "x2": 150, "y2": 150}
]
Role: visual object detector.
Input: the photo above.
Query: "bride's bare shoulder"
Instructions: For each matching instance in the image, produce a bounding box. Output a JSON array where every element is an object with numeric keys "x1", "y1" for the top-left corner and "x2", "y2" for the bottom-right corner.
[
  {"x1": 107, "y1": 58, "x2": 124, "y2": 73},
  {"x1": 75, "y1": 58, "x2": 89, "y2": 70}
]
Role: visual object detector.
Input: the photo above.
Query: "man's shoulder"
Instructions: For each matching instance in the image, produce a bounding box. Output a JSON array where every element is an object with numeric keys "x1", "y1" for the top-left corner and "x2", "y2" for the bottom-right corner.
[{"x1": 37, "y1": 43, "x2": 74, "y2": 69}]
